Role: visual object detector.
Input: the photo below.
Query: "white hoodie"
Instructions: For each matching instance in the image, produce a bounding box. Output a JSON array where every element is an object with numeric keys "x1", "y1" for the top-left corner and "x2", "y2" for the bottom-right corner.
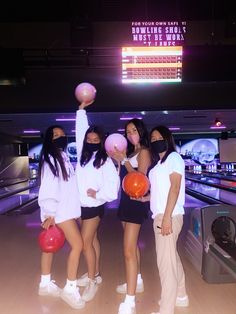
[
  {"x1": 75, "y1": 109, "x2": 120, "y2": 207},
  {"x1": 38, "y1": 152, "x2": 81, "y2": 223}
]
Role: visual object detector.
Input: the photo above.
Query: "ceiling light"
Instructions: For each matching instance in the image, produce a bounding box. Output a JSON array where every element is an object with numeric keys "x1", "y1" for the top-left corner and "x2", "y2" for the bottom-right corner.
[{"x1": 215, "y1": 118, "x2": 222, "y2": 127}]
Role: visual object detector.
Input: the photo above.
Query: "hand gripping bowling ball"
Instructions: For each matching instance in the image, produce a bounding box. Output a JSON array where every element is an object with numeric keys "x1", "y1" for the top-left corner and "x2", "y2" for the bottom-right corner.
[
  {"x1": 74, "y1": 82, "x2": 96, "y2": 103},
  {"x1": 122, "y1": 172, "x2": 150, "y2": 199},
  {"x1": 38, "y1": 225, "x2": 65, "y2": 253}
]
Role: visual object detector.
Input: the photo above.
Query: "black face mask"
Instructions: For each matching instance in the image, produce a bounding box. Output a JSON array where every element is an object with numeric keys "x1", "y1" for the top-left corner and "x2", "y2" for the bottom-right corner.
[
  {"x1": 151, "y1": 140, "x2": 167, "y2": 155},
  {"x1": 85, "y1": 142, "x2": 100, "y2": 153},
  {"x1": 53, "y1": 136, "x2": 67, "y2": 150}
]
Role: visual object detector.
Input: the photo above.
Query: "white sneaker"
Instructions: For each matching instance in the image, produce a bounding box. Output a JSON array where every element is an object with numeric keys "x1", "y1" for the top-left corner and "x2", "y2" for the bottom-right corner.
[
  {"x1": 158, "y1": 295, "x2": 189, "y2": 307},
  {"x1": 116, "y1": 279, "x2": 144, "y2": 294},
  {"x1": 118, "y1": 302, "x2": 136, "y2": 314},
  {"x1": 82, "y1": 279, "x2": 98, "y2": 302},
  {"x1": 176, "y1": 295, "x2": 189, "y2": 307},
  {"x1": 77, "y1": 272, "x2": 102, "y2": 287},
  {"x1": 60, "y1": 288, "x2": 85, "y2": 309},
  {"x1": 38, "y1": 280, "x2": 61, "y2": 297}
]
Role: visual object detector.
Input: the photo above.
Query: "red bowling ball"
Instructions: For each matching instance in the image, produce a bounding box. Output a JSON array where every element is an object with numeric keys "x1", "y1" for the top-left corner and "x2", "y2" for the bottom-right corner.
[
  {"x1": 122, "y1": 171, "x2": 150, "y2": 199},
  {"x1": 38, "y1": 225, "x2": 65, "y2": 253}
]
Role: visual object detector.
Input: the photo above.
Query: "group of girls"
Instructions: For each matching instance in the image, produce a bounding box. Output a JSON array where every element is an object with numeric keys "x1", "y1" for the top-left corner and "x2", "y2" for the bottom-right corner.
[{"x1": 38, "y1": 100, "x2": 188, "y2": 314}]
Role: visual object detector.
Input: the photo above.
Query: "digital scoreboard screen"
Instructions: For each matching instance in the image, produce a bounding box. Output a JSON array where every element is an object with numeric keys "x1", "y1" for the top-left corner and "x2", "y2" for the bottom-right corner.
[{"x1": 122, "y1": 46, "x2": 182, "y2": 84}]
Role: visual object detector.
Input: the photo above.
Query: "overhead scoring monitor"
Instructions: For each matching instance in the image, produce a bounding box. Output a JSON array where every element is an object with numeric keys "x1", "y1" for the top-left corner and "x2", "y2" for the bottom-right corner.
[{"x1": 122, "y1": 46, "x2": 183, "y2": 84}]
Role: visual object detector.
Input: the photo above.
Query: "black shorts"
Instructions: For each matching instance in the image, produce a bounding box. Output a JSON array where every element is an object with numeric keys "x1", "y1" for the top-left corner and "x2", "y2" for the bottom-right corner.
[
  {"x1": 81, "y1": 205, "x2": 104, "y2": 220},
  {"x1": 117, "y1": 191, "x2": 149, "y2": 225},
  {"x1": 118, "y1": 166, "x2": 149, "y2": 225}
]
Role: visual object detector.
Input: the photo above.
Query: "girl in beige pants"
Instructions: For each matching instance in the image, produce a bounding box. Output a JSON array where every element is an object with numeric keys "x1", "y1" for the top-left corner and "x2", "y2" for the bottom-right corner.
[{"x1": 153, "y1": 214, "x2": 187, "y2": 314}]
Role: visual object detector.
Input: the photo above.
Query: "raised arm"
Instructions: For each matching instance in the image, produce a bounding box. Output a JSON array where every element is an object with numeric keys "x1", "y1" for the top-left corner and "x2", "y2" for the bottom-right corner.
[{"x1": 75, "y1": 101, "x2": 94, "y2": 157}]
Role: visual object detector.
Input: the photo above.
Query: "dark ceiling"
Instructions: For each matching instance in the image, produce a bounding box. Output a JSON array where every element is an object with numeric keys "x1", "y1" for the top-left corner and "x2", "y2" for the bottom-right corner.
[{"x1": 0, "y1": 1, "x2": 235, "y2": 22}]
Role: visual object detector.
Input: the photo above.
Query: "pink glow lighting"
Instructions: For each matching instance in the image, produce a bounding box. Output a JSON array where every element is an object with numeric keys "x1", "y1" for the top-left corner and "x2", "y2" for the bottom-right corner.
[
  {"x1": 210, "y1": 126, "x2": 226, "y2": 129},
  {"x1": 56, "y1": 118, "x2": 75, "y2": 121},
  {"x1": 169, "y1": 127, "x2": 180, "y2": 131},
  {"x1": 23, "y1": 130, "x2": 40, "y2": 134},
  {"x1": 120, "y1": 116, "x2": 143, "y2": 120}
]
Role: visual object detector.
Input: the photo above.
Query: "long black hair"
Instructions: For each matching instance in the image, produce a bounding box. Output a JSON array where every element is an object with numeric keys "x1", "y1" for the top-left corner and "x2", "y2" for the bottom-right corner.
[
  {"x1": 80, "y1": 125, "x2": 108, "y2": 169},
  {"x1": 150, "y1": 125, "x2": 176, "y2": 163},
  {"x1": 125, "y1": 118, "x2": 150, "y2": 156},
  {"x1": 39, "y1": 125, "x2": 69, "y2": 181}
]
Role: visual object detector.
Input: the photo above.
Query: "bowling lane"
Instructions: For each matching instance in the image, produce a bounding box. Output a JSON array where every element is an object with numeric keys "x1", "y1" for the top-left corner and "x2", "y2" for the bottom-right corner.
[
  {"x1": 186, "y1": 179, "x2": 236, "y2": 205},
  {"x1": 0, "y1": 178, "x2": 38, "y2": 199},
  {"x1": 201, "y1": 171, "x2": 236, "y2": 182},
  {"x1": 0, "y1": 185, "x2": 39, "y2": 214},
  {"x1": 185, "y1": 193, "x2": 209, "y2": 208},
  {"x1": 186, "y1": 173, "x2": 236, "y2": 192}
]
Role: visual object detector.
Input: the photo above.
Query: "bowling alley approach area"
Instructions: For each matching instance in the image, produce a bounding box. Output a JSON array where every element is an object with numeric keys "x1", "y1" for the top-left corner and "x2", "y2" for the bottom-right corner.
[
  {"x1": 0, "y1": 194, "x2": 236, "y2": 314},
  {"x1": 1, "y1": 132, "x2": 236, "y2": 314}
]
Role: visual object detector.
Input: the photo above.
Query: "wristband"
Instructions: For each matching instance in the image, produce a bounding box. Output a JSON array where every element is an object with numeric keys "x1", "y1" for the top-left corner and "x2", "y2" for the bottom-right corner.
[{"x1": 121, "y1": 157, "x2": 129, "y2": 165}]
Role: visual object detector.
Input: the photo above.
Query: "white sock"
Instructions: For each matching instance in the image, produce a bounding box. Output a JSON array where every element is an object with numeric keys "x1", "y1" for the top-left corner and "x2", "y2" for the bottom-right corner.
[
  {"x1": 40, "y1": 274, "x2": 51, "y2": 287},
  {"x1": 64, "y1": 279, "x2": 77, "y2": 291},
  {"x1": 125, "y1": 294, "x2": 135, "y2": 305},
  {"x1": 137, "y1": 273, "x2": 142, "y2": 282}
]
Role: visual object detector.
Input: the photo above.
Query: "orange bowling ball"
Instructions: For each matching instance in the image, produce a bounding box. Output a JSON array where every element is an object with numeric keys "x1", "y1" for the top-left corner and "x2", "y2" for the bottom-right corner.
[
  {"x1": 122, "y1": 172, "x2": 150, "y2": 199},
  {"x1": 38, "y1": 225, "x2": 65, "y2": 253}
]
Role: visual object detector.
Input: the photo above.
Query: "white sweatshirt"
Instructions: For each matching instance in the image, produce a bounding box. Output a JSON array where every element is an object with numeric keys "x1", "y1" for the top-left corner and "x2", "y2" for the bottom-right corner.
[
  {"x1": 75, "y1": 109, "x2": 120, "y2": 207},
  {"x1": 38, "y1": 152, "x2": 81, "y2": 223}
]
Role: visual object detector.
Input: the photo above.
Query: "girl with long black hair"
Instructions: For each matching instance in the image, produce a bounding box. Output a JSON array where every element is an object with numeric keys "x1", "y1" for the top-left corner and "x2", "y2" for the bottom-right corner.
[
  {"x1": 111, "y1": 118, "x2": 151, "y2": 314},
  {"x1": 38, "y1": 125, "x2": 84, "y2": 310},
  {"x1": 75, "y1": 101, "x2": 120, "y2": 302},
  {"x1": 148, "y1": 125, "x2": 188, "y2": 314}
]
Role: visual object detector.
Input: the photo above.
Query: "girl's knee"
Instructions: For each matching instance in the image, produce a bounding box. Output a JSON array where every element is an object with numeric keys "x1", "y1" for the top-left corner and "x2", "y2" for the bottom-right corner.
[
  {"x1": 82, "y1": 239, "x2": 93, "y2": 252},
  {"x1": 71, "y1": 242, "x2": 83, "y2": 254},
  {"x1": 124, "y1": 247, "x2": 136, "y2": 260}
]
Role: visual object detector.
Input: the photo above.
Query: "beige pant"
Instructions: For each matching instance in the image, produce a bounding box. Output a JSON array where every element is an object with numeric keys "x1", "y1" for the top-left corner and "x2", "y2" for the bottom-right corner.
[{"x1": 153, "y1": 214, "x2": 186, "y2": 314}]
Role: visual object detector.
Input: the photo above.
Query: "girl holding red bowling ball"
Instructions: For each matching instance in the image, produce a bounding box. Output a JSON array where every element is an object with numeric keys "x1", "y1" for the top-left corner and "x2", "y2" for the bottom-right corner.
[
  {"x1": 111, "y1": 118, "x2": 151, "y2": 314},
  {"x1": 148, "y1": 125, "x2": 188, "y2": 314},
  {"x1": 38, "y1": 125, "x2": 85, "y2": 310}
]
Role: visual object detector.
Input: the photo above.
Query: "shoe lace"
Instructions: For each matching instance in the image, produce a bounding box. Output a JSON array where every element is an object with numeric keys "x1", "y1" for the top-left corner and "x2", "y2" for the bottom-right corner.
[
  {"x1": 84, "y1": 279, "x2": 96, "y2": 293},
  {"x1": 49, "y1": 280, "x2": 58, "y2": 289},
  {"x1": 73, "y1": 289, "x2": 83, "y2": 303}
]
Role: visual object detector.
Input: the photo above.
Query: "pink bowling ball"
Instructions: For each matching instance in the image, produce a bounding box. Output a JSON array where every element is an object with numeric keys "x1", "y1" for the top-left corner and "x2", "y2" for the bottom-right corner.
[
  {"x1": 105, "y1": 133, "x2": 128, "y2": 153},
  {"x1": 75, "y1": 82, "x2": 96, "y2": 103}
]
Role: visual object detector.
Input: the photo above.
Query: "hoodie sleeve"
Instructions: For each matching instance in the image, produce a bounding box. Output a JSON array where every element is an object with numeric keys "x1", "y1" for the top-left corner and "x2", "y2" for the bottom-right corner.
[
  {"x1": 96, "y1": 158, "x2": 120, "y2": 203},
  {"x1": 76, "y1": 109, "x2": 89, "y2": 157},
  {"x1": 38, "y1": 161, "x2": 60, "y2": 219}
]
